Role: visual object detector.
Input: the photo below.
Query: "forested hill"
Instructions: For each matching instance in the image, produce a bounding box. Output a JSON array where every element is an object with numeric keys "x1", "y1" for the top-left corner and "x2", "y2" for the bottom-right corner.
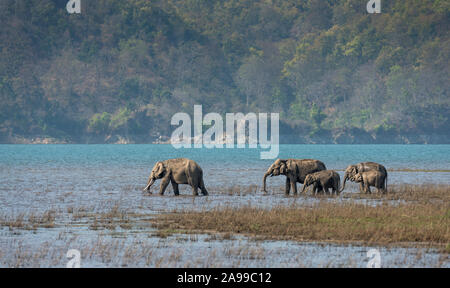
[{"x1": 0, "y1": 0, "x2": 449, "y2": 144}]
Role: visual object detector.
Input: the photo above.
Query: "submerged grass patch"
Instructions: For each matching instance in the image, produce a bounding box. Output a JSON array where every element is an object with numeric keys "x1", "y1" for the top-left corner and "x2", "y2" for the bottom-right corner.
[
  {"x1": 0, "y1": 210, "x2": 56, "y2": 230},
  {"x1": 154, "y1": 201, "x2": 449, "y2": 249}
]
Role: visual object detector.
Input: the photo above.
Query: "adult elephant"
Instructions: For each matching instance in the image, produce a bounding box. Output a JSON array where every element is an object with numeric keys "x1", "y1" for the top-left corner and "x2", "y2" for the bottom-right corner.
[
  {"x1": 143, "y1": 158, "x2": 208, "y2": 196},
  {"x1": 262, "y1": 159, "x2": 327, "y2": 195},
  {"x1": 340, "y1": 162, "x2": 387, "y2": 193}
]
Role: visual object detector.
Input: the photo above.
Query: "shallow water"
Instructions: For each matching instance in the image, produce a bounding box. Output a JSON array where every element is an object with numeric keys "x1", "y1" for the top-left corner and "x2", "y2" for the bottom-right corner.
[
  {"x1": 0, "y1": 144, "x2": 449, "y2": 267},
  {"x1": 0, "y1": 228, "x2": 446, "y2": 268},
  {"x1": 1, "y1": 144, "x2": 449, "y2": 212}
]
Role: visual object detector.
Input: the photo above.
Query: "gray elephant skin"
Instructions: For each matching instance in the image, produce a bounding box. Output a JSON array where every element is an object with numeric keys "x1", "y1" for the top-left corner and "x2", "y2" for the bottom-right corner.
[
  {"x1": 353, "y1": 171, "x2": 387, "y2": 194},
  {"x1": 341, "y1": 162, "x2": 387, "y2": 193},
  {"x1": 263, "y1": 159, "x2": 327, "y2": 194},
  {"x1": 143, "y1": 158, "x2": 208, "y2": 196},
  {"x1": 301, "y1": 170, "x2": 341, "y2": 195}
]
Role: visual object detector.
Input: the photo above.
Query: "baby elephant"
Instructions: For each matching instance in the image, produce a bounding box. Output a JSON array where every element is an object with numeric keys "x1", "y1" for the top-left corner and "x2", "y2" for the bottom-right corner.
[
  {"x1": 143, "y1": 158, "x2": 208, "y2": 196},
  {"x1": 301, "y1": 170, "x2": 341, "y2": 195},
  {"x1": 353, "y1": 171, "x2": 387, "y2": 194}
]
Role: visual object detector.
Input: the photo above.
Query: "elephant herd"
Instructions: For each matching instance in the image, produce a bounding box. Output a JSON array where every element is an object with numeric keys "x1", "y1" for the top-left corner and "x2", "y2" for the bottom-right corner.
[{"x1": 143, "y1": 158, "x2": 388, "y2": 196}]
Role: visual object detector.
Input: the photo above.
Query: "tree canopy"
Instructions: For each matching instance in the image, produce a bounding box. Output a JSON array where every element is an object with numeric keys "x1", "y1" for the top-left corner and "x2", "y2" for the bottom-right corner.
[{"x1": 0, "y1": 0, "x2": 448, "y2": 143}]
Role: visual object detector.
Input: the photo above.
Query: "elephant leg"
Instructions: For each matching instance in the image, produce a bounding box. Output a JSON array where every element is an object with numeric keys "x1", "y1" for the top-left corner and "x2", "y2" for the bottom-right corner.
[
  {"x1": 364, "y1": 180, "x2": 371, "y2": 194},
  {"x1": 171, "y1": 180, "x2": 180, "y2": 196},
  {"x1": 188, "y1": 174, "x2": 200, "y2": 196},
  {"x1": 290, "y1": 178, "x2": 297, "y2": 194},
  {"x1": 314, "y1": 184, "x2": 319, "y2": 195},
  {"x1": 316, "y1": 181, "x2": 323, "y2": 194},
  {"x1": 380, "y1": 178, "x2": 386, "y2": 194},
  {"x1": 330, "y1": 182, "x2": 335, "y2": 195},
  {"x1": 322, "y1": 182, "x2": 330, "y2": 195},
  {"x1": 376, "y1": 184, "x2": 383, "y2": 194},
  {"x1": 316, "y1": 184, "x2": 323, "y2": 195},
  {"x1": 192, "y1": 185, "x2": 199, "y2": 196},
  {"x1": 285, "y1": 177, "x2": 291, "y2": 195},
  {"x1": 159, "y1": 177, "x2": 170, "y2": 195},
  {"x1": 319, "y1": 186, "x2": 325, "y2": 194},
  {"x1": 359, "y1": 182, "x2": 364, "y2": 193},
  {"x1": 382, "y1": 183, "x2": 387, "y2": 194},
  {"x1": 200, "y1": 179, "x2": 208, "y2": 196}
]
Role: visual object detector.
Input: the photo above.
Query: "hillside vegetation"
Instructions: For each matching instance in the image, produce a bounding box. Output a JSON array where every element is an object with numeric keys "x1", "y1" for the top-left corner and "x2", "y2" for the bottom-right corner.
[{"x1": 0, "y1": 0, "x2": 449, "y2": 143}]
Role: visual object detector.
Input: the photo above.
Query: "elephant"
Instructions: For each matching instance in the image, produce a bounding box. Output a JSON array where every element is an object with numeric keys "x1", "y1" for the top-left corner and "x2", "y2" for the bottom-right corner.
[
  {"x1": 143, "y1": 158, "x2": 208, "y2": 196},
  {"x1": 262, "y1": 159, "x2": 327, "y2": 195},
  {"x1": 340, "y1": 162, "x2": 387, "y2": 193},
  {"x1": 301, "y1": 170, "x2": 341, "y2": 195},
  {"x1": 353, "y1": 171, "x2": 387, "y2": 194}
]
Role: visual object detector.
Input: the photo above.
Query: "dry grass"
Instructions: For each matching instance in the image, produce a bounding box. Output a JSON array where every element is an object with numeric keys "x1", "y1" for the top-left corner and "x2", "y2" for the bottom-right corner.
[
  {"x1": 87, "y1": 205, "x2": 131, "y2": 231},
  {"x1": 154, "y1": 201, "x2": 450, "y2": 250},
  {"x1": 343, "y1": 184, "x2": 450, "y2": 203},
  {"x1": 0, "y1": 210, "x2": 56, "y2": 230}
]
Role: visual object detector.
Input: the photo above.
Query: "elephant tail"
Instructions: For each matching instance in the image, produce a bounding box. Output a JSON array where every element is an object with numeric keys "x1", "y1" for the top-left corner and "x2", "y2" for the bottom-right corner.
[
  {"x1": 385, "y1": 173, "x2": 388, "y2": 193},
  {"x1": 200, "y1": 178, "x2": 208, "y2": 195},
  {"x1": 199, "y1": 169, "x2": 208, "y2": 195}
]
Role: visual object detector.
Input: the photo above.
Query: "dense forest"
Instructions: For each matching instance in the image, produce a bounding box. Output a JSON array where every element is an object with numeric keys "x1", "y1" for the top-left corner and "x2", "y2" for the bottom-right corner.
[{"x1": 0, "y1": 0, "x2": 449, "y2": 144}]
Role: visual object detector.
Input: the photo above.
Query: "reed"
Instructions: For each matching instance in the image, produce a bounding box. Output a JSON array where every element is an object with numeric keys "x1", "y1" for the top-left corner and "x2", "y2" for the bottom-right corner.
[
  {"x1": 343, "y1": 184, "x2": 449, "y2": 203},
  {"x1": 154, "y1": 200, "x2": 450, "y2": 249}
]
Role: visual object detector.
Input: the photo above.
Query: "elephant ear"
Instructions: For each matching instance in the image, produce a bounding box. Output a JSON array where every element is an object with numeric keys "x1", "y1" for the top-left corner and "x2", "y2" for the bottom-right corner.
[
  {"x1": 279, "y1": 160, "x2": 287, "y2": 174},
  {"x1": 347, "y1": 165, "x2": 357, "y2": 176},
  {"x1": 305, "y1": 175, "x2": 312, "y2": 185},
  {"x1": 286, "y1": 160, "x2": 297, "y2": 174},
  {"x1": 155, "y1": 162, "x2": 166, "y2": 178}
]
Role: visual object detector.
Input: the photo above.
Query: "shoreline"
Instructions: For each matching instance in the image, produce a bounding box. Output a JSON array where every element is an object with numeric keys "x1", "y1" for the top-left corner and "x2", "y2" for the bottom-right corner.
[{"x1": 1, "y1": 133, "x2": 449, "y2": 145}]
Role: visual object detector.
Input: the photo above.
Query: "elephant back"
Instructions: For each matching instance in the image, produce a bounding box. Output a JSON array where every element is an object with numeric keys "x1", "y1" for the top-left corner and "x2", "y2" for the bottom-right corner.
[
  {"x1": 289, "y1": 159, "x2": 327, "y2": 183},
  {"x1": 358, "y1": 162, "x2": 387, "y2": 176}
]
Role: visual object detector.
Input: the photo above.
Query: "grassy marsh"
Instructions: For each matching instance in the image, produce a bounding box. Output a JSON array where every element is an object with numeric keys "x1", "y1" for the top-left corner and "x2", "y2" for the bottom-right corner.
[
  {"x1": 0, "y1": 184, "x2": 448, "y2": 267},
  {"x1": 153, "y1": 185, "x2": 450, "y2": 251}
]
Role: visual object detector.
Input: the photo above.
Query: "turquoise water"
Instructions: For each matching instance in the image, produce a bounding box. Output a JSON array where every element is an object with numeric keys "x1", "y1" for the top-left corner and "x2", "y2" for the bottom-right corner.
[
  {"x1": 0, "y1": 144, "x2": 448, "y2": 204},
  {"x1": 0, "y1": 144, "x2": 449, "y2": 169}
]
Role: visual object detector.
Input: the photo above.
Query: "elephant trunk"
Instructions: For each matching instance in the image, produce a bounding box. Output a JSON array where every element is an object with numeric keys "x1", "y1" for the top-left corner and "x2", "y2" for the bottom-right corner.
[
  {"x1": 143, "y1": 178, "x2": 155, "y2": 191},
  {"x1": 301, "y1": 183, "x2": 308, "y2": 194},
  {"x1": 339, "y1": 174, "x2": 348, "y2": 193},
  {"x1": 262, "y1": 171, "x2": 271, "y2": 192}
]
